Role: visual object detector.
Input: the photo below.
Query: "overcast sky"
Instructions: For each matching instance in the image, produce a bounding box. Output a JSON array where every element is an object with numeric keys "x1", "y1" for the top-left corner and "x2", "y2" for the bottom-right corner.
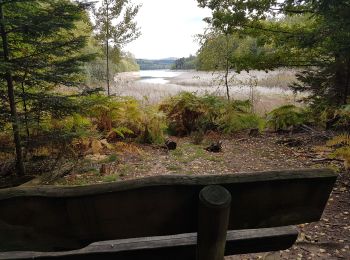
[{"x1": 122, "y1": 0, "x2": 211, "y2": 59}]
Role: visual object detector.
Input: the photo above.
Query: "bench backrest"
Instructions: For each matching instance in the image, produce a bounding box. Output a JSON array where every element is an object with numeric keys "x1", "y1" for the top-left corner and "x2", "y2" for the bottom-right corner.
[{"x1": 0, "y1": 168, "x2": 336, "y2": 253}]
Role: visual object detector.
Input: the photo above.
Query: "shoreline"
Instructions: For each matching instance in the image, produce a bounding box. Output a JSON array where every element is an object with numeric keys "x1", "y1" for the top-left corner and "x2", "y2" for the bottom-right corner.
[{"x1": 112, "y1": 69, "x2": 303, "y2": 114}]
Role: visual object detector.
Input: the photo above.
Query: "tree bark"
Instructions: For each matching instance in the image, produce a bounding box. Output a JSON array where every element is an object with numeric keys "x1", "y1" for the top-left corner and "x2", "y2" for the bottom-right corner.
[
  {"x1": 0, "y1": 4, "x2": 25, "y2": 176},
  {"x1": 197, "y1": 185, "x2": 231, "y2": 260},
  {"x1": 224, "y1": 34, "x2": 230, "y2": 101},
  {"x1": 344, "y1": 58, "x2": 350, "y2": 105},
  {"x1": 106, "y1": 0, "x2": 110, "y2": 96},
  {"x1": 21, "y1": 71, "x2": 30, "y2": 138},
  {"x1": 334, "y1": 54, "x2": 347, "y2": 106}
]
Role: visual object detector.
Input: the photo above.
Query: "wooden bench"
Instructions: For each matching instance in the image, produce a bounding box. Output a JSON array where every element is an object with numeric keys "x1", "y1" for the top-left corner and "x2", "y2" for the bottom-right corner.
[{"x1": 0, "y1": 168, "x2": 337, "y2": 259}]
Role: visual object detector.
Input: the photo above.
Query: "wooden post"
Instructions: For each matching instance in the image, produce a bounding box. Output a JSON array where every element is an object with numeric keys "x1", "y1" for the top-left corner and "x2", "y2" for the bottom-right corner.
[{"x1": 197, "y1": 185, "x2": 232, "y2": 260}]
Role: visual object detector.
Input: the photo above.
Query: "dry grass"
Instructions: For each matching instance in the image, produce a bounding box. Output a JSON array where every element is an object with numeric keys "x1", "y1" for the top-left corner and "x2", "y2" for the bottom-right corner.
[{"x1": 112, "y1": 69, "x2": 304, "y2": 115}]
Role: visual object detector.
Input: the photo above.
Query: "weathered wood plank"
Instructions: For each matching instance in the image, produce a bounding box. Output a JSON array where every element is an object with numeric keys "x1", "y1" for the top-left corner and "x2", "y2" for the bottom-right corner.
[
  {"x1": 0, "y1": 168, "x2": 336, "y2": 199},
  {"x1": 0, "y1": 226, "x2": 298, "y2": 259},
  {"x1": 0, "y1": 169, "x2": 336, "y2": 252},
  {"x1": 197, "y1": 185, "x2": 231, "y2": 260}
]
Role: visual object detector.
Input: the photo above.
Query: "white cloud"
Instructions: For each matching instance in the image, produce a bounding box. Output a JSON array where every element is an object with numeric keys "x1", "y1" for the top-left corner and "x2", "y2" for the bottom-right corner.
[{"x1": 123, "y1": 0, "x2": 211, "y2": 59}]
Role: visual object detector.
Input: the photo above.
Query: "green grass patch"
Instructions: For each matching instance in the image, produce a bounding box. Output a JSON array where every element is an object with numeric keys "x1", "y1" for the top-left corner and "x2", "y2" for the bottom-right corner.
[
  {"x1": 205, "y1": 156, "x2": 224, "y2": 162},
  {"x1": 170, "y1": 143, "x2": 208, "y2": 164},
  {"x1": 103, "y1": 174, "x2": 119, "y2": 183},
  {"x1": 170, "y1": 148, "x2": 184, "y2": 158}
]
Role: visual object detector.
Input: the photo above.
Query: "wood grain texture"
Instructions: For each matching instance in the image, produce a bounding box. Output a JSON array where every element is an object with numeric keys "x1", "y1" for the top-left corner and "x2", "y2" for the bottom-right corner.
[
  {"x1": 0, "y1": 226, "x2": 298, "y2": 260},
  {"x1": 197, "y1": 185, "x2": 231, "y2": 260},
  {"x1": 0, "y1": 169, "x2": 336, "y2": 252}
]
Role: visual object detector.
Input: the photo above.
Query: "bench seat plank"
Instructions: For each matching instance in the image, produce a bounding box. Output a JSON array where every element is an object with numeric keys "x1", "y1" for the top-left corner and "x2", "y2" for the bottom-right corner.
[
  {"x1": 0, "y1": 169, "x2": 336, "y2": 252},
  {"x1": 0, "y1": 226, "x2": 298, "y2": 259}
]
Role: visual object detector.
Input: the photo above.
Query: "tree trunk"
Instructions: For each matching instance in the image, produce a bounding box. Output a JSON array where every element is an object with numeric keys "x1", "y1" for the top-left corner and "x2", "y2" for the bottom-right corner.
[
  {"x1": 334, "y1": 54, "x2": 347, "y2": 106},
  {"x1": 0, "y1": 4, "x2": 25, "y2": 176},
  {"x1": 21, "y1": 72, "x2": 30, "y2": 138},
  {"x1": 344, "y1": 58, "x2": 350, "y2": 105},
  {"x1": 225, "y1": 62, "x2": 230, "y2": 101},
  {"x1": 225, "y1": 34, "x2": 230, "y2": 101},
  {"x1": 106, "y1": 0, "x2": 110, "y2": 96}
]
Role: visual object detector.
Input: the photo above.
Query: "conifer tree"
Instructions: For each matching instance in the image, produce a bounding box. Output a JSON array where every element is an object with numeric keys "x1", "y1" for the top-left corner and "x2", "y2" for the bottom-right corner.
[{"x1": 0, "y1": 0, "x2": 94, "y2": 176}]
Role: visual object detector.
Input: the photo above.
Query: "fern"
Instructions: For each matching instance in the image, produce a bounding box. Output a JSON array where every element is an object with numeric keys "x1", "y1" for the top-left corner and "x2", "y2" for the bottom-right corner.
[
  {"x1": 139, "y1": 106, "x2": 166, "y2": 144},
  {"x1": 160, "y1": 92, "x2": 261, "y2": 135},
  {"x1": 327, "y1": 133, "x2": 350, "y2": 147},
  {"x1": 266, "y1": 105, "x2": 307, "y2": 131},
  {"x1": 112, "y1": 127, "x2": 134, "y2": 139},
  {"x1": 327, "y1": 133, "x2": 350, "y2": 171},
  {"x1": 217, "y1": 112, "x2": 264, "y2": 133},
  {"x1": 159, "y1": 92, "x2": 205, "y2": 135},
  {"x1": 333, "y1": 105, "x2": 350, "y2": 130}
]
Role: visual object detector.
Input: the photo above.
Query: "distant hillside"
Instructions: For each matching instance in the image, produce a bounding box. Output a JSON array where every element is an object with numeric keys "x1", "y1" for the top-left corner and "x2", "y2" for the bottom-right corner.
[{"x1": 136, "y1": 58, "x2": 176, "y2": 70}]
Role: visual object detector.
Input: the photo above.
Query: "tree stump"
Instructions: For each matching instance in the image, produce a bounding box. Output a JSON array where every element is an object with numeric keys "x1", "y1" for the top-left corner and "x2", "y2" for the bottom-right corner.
[
  {"x1": 205, "y1": 141, "x2": 222, "y2": 153},
  {"x1": 165, "y1": 139, "x2": 177, "y2": 150},
  {"x1": 249, "y1": 128, "x2": 260, "y2": 137}
]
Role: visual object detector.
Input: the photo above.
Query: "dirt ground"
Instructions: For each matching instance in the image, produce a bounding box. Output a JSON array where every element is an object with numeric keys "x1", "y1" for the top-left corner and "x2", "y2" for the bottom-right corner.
[
  {"x1": 227, "y1": 173, "x2": 350, "y2": 260},
  {"x1": 1, "y1": 131, "x2": 349, "y2": 259},
  {"x1": 55, "y1": 131, "x2": 350, "y2": 259}
]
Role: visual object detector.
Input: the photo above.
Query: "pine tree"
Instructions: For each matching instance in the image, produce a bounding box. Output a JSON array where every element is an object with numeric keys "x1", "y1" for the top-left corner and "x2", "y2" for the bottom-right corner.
[{"x1": 0, "y1": 0, "x2": 94, "y2": 176}]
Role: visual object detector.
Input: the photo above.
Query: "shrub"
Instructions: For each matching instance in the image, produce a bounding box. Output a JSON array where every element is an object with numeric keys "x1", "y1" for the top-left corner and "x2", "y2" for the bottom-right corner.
[
  {"x1": 316, "y1": 104, "x2": 350, "y2": 131},
  {"x1": 81, "y1": 94, "x2": 166, "y2": 144},
  {"x1": 52, "y1": 114, "x2": 92, "y2": 136},
  {"x1": 218, "y1": 112, "x2": 264, "y2": 133},
  {"x1": 81, "y1": 94, "x2": 141, "y2": 134},
  {"x1": 159, "y1": 92, "x2": 205, "y2": 135},
  {"x1": 216, "y1": 100, "x2": 264, "y2": 133},
  {"x1": 160, "y1": 92, "x2": 264, "y2": 135},
  {"x1": 331, "y1": 105, "x2": 350, "y2": 131},
  {"x1": 139, "y1": 106, "x2": 167, "y2": 144},
  {"x1": 266, "y1": 105, "x2": 308, "y2": 131},
  {"x1": 327, "y1": 133, "x2": 350, "y2": 171},
  {"x1": 197, "y1": 95, "x2": 226, "y2": 131}
]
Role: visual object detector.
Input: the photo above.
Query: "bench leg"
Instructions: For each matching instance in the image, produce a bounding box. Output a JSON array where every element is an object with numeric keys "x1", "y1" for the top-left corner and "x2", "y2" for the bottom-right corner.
[{"x1": 197, "y1": 185, "x2": 232, "y2": 260}]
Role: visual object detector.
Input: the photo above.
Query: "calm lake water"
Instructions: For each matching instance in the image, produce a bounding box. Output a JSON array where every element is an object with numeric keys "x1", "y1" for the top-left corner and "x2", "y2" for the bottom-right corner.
[{"x1": 138, "y1": 70, "x2": 183, "y2": 84}]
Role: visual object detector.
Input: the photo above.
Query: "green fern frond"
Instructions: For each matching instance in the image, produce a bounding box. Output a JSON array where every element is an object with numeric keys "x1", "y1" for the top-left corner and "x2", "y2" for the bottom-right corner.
[
  {"x1": 327, "y1": 133, "x2": 350, "y2": 171},
  {"x1": 112, "y1": 127, "x2": 134, "y2": 139},
  {"x1": 266, "y1": 105, "x2": 307, "y2": 131},
  {"x1": 327, "y1": 134, "x2": 350, "y2": 147}
]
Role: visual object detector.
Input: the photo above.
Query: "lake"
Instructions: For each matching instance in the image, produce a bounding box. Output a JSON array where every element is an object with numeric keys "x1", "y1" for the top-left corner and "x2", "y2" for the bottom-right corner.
[{"x1": 138, "y1": 70, "x2": 184, "y2": 84}]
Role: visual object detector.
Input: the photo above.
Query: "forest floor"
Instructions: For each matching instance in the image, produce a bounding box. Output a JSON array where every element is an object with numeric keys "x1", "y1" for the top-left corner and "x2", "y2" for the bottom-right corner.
[
  {"x1": 1, "y1": 131, "x2": 349, "y2": 259},
  {"x1": 60, "y1": 131, "x2": 350, "y2": 259}
]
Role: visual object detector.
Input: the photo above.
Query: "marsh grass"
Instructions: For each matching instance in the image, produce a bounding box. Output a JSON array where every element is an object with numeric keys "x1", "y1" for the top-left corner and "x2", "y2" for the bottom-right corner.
[{"x1": 114, "y1": 70, "x2": 304, "y2": 115}]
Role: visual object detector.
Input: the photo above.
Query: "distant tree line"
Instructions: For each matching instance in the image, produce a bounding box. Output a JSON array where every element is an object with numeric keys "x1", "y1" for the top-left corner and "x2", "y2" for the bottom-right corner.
[
  {"x1": 137, "y1": 59, "x2": 175, "y2": 70},
  {"x1": 172, "y1": 55, "x2": 197, "y2": 70}
]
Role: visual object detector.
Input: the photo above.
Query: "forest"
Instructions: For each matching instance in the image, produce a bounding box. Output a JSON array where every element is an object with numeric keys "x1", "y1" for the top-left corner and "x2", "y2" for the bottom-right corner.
[
  {"x1": 137, "y1": 58, "x2": 176, "y2": 70},
  {"x1": 0, "y1": 0, "x2": 349, "y2": 259}
]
